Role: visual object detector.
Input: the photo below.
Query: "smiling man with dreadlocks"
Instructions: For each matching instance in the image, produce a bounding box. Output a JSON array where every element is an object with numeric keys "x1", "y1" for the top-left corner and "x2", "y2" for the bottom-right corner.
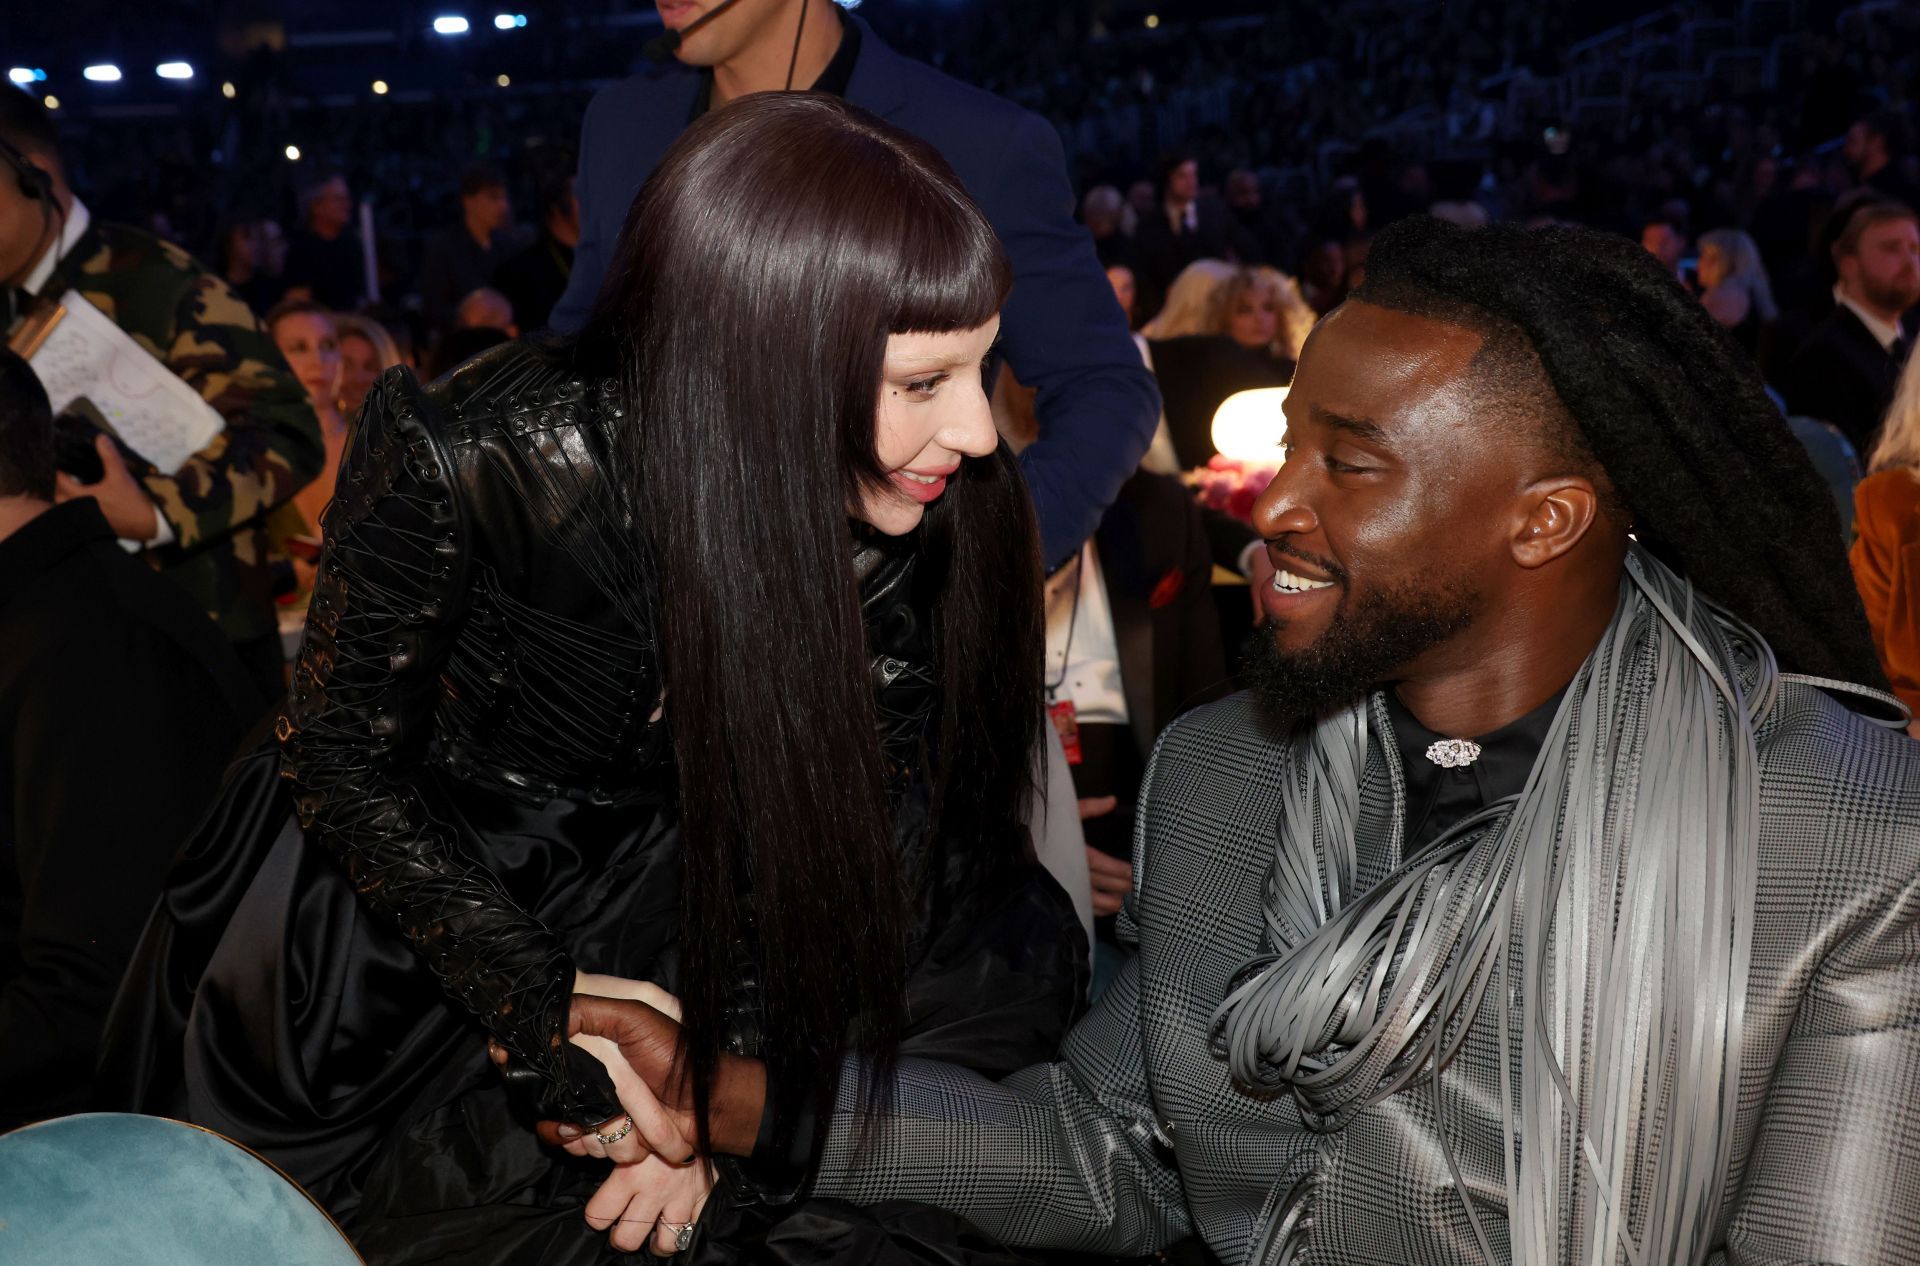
[{"x1": 550, "y1": 217, "x2": 1920, "y2": 1266}]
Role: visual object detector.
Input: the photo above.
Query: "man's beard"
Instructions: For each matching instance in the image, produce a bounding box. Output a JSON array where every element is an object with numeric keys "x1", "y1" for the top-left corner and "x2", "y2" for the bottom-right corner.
[
  {"x1": 1243, "y1": 573, "x2": 1481, "y2": 729},
  {"x1": 1863, "y1": 272, "x2": 1920, "y2": 316}
]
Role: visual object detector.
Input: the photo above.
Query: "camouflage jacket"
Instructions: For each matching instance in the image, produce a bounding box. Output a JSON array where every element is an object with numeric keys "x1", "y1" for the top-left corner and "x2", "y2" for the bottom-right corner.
[{"x1": 38, "y1": 219, "x2": 324, "y2": 645}]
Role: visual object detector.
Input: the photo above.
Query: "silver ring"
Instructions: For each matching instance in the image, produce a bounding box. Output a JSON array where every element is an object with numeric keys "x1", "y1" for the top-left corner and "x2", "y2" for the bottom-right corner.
[
  {"x1": 593, "y1": 1115, "x2": 635, "y2": 1146},
  {"x1": 663, "y1": 1220, "x2": 695, "y2": 1252}
]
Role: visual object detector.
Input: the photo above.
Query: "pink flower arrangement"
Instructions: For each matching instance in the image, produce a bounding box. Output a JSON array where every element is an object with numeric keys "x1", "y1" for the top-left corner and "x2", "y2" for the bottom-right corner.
[{"x1": 1186, "y1": 455, "x2": 1279, "y2": 524}]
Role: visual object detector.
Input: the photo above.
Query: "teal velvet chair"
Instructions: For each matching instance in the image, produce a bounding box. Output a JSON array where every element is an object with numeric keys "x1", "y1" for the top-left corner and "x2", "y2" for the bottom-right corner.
[{"x1": 0, "y1": 1113, "x2": 362, "y2": 1264}]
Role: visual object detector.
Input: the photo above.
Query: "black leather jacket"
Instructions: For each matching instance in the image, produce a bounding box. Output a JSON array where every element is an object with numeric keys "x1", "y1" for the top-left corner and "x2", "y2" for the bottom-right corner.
[{"x1": 279, "y1": 342, "x2": 943, "y2": 1125}]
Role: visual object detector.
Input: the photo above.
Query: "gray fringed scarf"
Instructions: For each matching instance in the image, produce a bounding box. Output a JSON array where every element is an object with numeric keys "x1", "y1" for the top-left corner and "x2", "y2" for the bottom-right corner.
[{"x1": 1211, "y1": 546, "x2": 1774, "y2": 1265}]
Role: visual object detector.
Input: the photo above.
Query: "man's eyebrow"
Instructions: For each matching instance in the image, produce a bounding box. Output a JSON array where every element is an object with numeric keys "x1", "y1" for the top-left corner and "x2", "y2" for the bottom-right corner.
[{"x1": 1310, "y1": 405, "x2": 1389, "y2": 444}]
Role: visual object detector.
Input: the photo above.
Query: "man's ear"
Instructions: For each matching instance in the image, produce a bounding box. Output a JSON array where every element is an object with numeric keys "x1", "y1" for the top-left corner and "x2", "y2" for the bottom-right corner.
[
  {"x1": 1510, "y1": 476, "x2": 1600, "y2": 569},
  {"x1": 1835, "y1": 251, "x2": 1859, "y2": 291}
]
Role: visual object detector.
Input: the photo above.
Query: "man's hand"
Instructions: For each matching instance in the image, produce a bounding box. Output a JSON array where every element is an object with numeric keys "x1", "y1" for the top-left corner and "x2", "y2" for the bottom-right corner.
[
  {"x1": 1078, "y1": 796, "x2": 1132, "y2": 918},
  {"x1": 559, "y1": 976, "x2": 691, "y2": 1164},
  {"x1": 1084, "y1": 845, "x2": 1132, "y2": 917},
  {"x1": 54, "y1": 435, "x2": 162, "y2": 542},
  {"x1": 510, "y1": 993, "x2": 769, "y2": 1160}
]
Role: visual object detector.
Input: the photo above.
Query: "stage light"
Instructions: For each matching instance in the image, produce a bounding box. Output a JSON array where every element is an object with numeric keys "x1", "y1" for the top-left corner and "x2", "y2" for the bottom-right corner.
[
  {"x1": 494, "y1": 14, "x2": 527, "y2": 29},
  {"x1": 42, "y1": 95, "x2": 59, "y2": 110},
  {"x1": 285, "y1": 144, "x2": 302, "y2": 161},
  {"x1": 433, "y1": 15, "x2": 471, "y2": 35},
  {"x1": 221, "y1": 81, "x2": 237, "y2": 98},
  {"x1": 495, "y1": 73, "x2": 511, "y2": 87},
  {"x1": 8, "y1": 69, "x2": 43, "y2": 85},
  {"x1": 157, "y1": 62, "x2": 194, "y2": 80},
  {"x1": 1210, "y1": 387, "x2": 1289, "y2": 464},
  {"x1": 1145, "y1": 14, "x2": 1160, "y2": 28},
  {"x1": 372, "y1": 79, "x2": 389, "y2": 94},
  {"x1": 83, "y1": 64, "x2": 123, "y2": 83}
]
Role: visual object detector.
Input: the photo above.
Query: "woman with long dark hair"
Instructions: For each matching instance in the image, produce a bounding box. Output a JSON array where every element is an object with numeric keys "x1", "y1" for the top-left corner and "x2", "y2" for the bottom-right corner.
[{"x1": 102, "y1": 93, "x2": 1081, "y2": 1263}]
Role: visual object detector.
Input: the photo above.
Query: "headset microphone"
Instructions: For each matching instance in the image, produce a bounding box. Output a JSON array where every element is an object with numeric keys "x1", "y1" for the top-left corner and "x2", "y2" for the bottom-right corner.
[
  {"x1": 0, "y1": 137, "x2": 52, "y2": 204},
  {"x1": 641, "y1": 0, "x2": 751, "y2": 62}
]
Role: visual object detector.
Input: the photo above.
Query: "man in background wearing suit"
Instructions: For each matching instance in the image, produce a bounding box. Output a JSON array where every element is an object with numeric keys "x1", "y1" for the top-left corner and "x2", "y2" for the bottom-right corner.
[
  {"x1": 0, "y1": 350, "x2": 259, "y2": 1129},
  {"x1": 1784, "y1": 196, "x2": 1919, "y2": 452},
  {"x1": 554, "y1": 0, "x2": 1159, "y2": 572},
  {"x1": 1132, "y1": 152, "x2": 1256, "y2": 321}
]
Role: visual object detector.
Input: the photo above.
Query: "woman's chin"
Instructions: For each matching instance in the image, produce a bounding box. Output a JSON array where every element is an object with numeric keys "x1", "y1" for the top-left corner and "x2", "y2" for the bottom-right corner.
[{"x1": 855, "y1": 498, "x2": 927, "y2": 537}]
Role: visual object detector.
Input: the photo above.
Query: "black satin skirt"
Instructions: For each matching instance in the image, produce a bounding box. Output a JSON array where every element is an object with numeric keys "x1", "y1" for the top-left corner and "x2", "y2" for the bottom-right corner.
[
  {"x1": 100, "y1": 745, "x2": 1084, "y2": 1266},
  {"x1": 99, "y1": 740, "x2": 686, "y2": 1262}
]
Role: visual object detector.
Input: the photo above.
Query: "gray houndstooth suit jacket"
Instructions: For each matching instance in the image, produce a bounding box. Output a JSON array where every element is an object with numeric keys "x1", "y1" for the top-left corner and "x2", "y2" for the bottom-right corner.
[{"x1": 811, "y1": 684, "x2": 1920, "y2": 1265}]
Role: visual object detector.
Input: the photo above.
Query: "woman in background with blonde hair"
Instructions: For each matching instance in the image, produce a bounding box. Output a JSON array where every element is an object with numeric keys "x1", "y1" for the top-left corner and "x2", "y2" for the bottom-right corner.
[
  {"x1": 263, "y1": 299, "x2": 348, "y2": 556},
  {"x1": 1140, "y1": 258, "x2": 1237, "y2": 339},
  {"x1": 1141, "y1": 261, "x2": 1293, "y2": 467},
  {"x1": 1696, "y1": 227, "x2": 1777, "y2": 360},
  {"x1": 1850, "y1": 348, "x2": 1920, "y2": 737},
  {"x1": 331, "y1": 313, "x2": 403, "y2": 419},
  {"x1": 1250, "y1": 265, "x2": 1318, "y2": 360},
  {"x1": 1142, "y1": 261, "x2": 1314, "y2": 360}
]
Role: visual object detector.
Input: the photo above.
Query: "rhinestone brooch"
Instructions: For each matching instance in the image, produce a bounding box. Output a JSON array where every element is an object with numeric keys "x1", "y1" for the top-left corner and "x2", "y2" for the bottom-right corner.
[{"x1": 1425, "y1": 738, "x2": 1483, "y2": 768}]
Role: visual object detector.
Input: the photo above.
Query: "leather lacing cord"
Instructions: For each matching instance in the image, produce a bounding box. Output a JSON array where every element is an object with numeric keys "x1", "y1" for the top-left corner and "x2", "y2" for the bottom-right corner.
[{"x1": 284, "y1": 373, "x2": 616, "y2": 1122}]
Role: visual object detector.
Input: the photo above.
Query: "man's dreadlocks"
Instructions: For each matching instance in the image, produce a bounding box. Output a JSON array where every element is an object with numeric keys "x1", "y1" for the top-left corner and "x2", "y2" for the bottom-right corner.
[{"x1": 1351, "y1": 214, "x2": 1885, "y2": 689}]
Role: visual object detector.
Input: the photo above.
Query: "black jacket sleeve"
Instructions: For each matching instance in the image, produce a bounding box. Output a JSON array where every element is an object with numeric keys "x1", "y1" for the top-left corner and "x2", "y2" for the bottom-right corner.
[{"x1": 279, "y1": 367, "x2": 618, "y2": 1124}]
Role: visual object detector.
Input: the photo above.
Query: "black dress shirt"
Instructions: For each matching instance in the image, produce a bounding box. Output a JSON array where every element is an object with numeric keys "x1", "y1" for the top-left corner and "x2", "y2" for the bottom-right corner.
[{"x1": 1383, "y1": 686, "x2": 1565, "y2": 854}]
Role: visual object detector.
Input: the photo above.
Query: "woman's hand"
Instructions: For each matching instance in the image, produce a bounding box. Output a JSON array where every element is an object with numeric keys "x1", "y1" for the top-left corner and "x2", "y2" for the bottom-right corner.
[
  {"x1": 575, "y1": 973, "x2": 684, "y2": 1019},
  {"x1": 488, "y1": 975, "x2": 693, "y2": 1163},
  {"x1": 584, "y1": 1153, "x2": 716, "y2": 1256},
  {"x1": 567, "y1": 975, "x2": 687, "y2": 1164}
]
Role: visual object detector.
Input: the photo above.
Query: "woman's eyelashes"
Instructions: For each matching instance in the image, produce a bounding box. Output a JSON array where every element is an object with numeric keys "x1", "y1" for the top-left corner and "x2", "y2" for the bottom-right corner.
[{"x1": 901, "y1": 347, "x2": 998, "y2": 398}]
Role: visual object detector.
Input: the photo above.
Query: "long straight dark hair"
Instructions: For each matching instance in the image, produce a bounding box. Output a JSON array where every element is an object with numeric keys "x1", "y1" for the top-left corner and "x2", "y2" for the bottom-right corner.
[{"x1": 578, "y1": 93, "x2": 1042, "y2": 1139}]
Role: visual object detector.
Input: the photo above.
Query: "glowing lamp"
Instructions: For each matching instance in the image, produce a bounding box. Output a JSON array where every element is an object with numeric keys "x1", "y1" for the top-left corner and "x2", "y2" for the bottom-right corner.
[
  {"x1": 1210, "y1": 387, "x2": 1289, "y2": 465},
  {"x1": 432, "y1": 16, "x2": 471, "y2": 35},
  {"x1": 83, "y1": 64, "x2": 123, "y2": 83}
]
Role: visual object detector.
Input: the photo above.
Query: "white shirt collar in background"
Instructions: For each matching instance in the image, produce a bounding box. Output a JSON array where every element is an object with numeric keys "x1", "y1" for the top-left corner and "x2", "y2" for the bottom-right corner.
[
  {"x1": 1833, "y1": 284, "x2": 1904, "y2": 353},
  {"x1": 24, "y1": 197, "x2": 91, "y2": 298}
]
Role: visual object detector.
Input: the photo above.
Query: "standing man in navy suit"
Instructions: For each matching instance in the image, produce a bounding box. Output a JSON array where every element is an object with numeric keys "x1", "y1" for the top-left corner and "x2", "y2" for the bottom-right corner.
[{"x1": 554, "y1": 0, "x2": 1160, "y2": 570}]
